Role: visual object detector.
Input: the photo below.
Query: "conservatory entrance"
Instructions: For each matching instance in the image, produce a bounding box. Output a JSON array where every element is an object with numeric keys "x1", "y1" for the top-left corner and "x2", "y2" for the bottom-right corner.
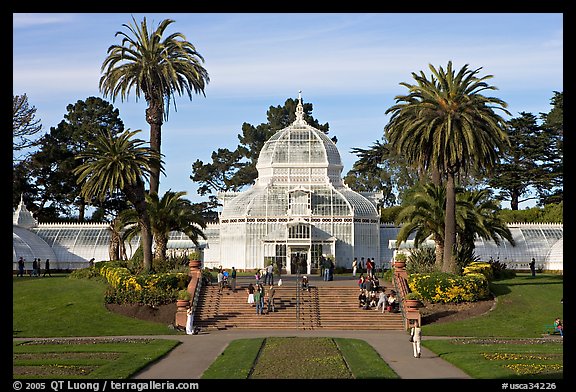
[{"x1": 289, "y1": 249, "x2": 309, "y2": 275}]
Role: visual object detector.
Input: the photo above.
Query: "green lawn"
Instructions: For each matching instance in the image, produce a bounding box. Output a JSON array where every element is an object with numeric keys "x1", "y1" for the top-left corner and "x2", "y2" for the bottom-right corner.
[
  {"x1": 201, "y1": 337, "x2": 399, "y2": 379},
  {"x1": 12, "y1": 272, "x2": 563, "y2": 379},
  {"x1": 13, "y1": 338, "x2": 179, "y2": 379},
  {"x1": 13, "y1": 275, "x2": 179, "y2": 337}
]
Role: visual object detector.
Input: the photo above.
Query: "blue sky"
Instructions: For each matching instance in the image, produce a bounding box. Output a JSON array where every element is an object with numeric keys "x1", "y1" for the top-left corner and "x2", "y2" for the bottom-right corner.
[{"x1": 13, "y1": 13, "x2": 563, "y2": 209}]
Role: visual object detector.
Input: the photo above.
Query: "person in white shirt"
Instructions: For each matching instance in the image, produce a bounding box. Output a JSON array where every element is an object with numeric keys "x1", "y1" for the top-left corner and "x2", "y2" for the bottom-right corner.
[
  {"x1": 376, "y1": 289, "x2": 388, "y2": 313},
  {"x1": 411, "y1": 320, "x2": 422, "y2": 358},
  {"x1": 266, "y1": 263, "x2": 274, "y2": 285}
]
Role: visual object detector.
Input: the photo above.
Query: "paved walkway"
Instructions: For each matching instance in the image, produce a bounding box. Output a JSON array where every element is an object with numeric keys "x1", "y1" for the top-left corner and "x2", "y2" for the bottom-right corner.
[
  {"x1": 132, "y1": 274, "x2": 471, "y2": 379},
  {"x1": 131, "y1": 329, "x2": 471, "y2": 379}
]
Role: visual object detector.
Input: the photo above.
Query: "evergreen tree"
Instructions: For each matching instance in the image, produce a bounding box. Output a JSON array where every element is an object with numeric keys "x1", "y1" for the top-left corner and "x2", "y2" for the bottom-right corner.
[{"x1": 191, "y1": 97, "x2": 332, "y2": 211}]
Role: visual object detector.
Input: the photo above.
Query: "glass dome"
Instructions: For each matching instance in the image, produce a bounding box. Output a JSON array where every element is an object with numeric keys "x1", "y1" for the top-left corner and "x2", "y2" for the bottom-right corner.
[
  {"x1": 220, "y1": 95, "x2": 378, "y2": 219},
  {"x1": 255, "y1": 95, "x2": 343, "y2": 187}
]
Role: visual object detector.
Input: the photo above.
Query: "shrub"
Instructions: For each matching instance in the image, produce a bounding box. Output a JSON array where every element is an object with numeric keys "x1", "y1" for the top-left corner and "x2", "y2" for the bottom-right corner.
[
  {"x1": 407, "y1": 247, "x2": 436, "y2": 274},
  {"x1": 334, "y1": 266, "x2": 347, "y2": 274},
  {"x1": 177, "y1": 289, "x2": 191, "y2": 301},
  {"x1": 202, "y1": 268, "x2": 215, "y2": 285},
  {"x1": 463, "y1": 261, "x2": 494, "y2": 281},
  {"x1": 488, "y1": 257, "x2": 516, "y2": 280},
  {"x1": 404, "y1": 292, "x2": 421, "y2": 300},
  {"x1": 68, "y1": 266, "x2": 104, "y2": 281},
  {"x1": 96, "y1": 261, "x2": 190, "y2": 306},
  {"x1": 394, "y1": 253, "x2": 407, "y2": 262},
  {"x1": 408, "y1": 272, "x2": 490, "y2": 303}
]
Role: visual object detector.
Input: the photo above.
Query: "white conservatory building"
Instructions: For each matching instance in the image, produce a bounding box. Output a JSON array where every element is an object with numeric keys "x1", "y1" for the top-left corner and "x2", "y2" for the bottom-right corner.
[
  {"x1": 202, "y1": 95, "x2": 381, "y2": 274},
  {"x1": 12, "y1": 96, "x2": 563, "y2": 274}
]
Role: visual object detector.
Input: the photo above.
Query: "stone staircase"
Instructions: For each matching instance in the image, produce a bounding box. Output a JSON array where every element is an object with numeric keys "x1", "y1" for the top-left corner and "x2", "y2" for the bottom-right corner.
[{"x1": 194, "y1": 282, "x2": 404, "y2": 330}]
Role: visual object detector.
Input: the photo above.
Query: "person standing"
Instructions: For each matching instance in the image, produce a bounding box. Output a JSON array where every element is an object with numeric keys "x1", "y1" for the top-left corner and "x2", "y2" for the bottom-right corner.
[
  {"x1": 366, "y1": 258, "x2": 373, "y2": 278},
  {"x1": 247, "y1": 283, "x2": 255, "y2": 306},
  {"x1": 43, "y1": 259, "x2": 52, "y2": 277},
  {"x1": 217, "y1": 269, "x2": 224, "y2": 293},
  {"x1": 186, "y1": 306, "x2": 195, "y2": 335},
  {"x1": 31, "y1": 258, "x2": 38, "y2": 277},
  {"x1": 254, "y1": 285, "x2": 264, "y2": 315},
  {"x1": 230, "y1": 267, "x2": 237, "y2": 292},
  {"x1": 267, "y1": 283, "x2": 276, "y2": 313},
  {"x1": 266, "y1": 262, "x2": 274, "y2": 285},
  {"x1": 411, "y1": 320, "x2": 422, "y2": 358},
  {"x1": 352, "y1": 257, "x2": 358, "y2": 277},
  {"x1": 529, "y1": 258, "x2": 536, "y2": 277},
  {"x1": 18, "y1": 257, "x2": 25, "y2": 277},
  {"x1": 323, "y1": 257, "x2": 330, "y2": 281}
]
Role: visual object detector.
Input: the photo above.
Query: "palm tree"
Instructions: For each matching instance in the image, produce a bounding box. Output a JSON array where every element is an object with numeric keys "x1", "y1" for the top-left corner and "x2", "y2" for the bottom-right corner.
[
  {"x1": 395, "y1": 183, "x2": 452, "y2": 269},
  {"x1": 121, "y1": 190, "x2": 207, "y2": 263},
  {"x1": 396, "y1": 184, "x2": 515, "y2": 272},
  {"x1": 108, "y1": 215, "x2": 131, "y2": 261},
  {"x1": 99, "y1": 16, "x2": 209, "y2": 196},
  {"x1": 456, "y1": 189, "x2": 515, "y2": 258},
  {"x1": 385, "y1": 61, "x2": 510, "y2": 273},
  {"x1": 73, "y1": 129, "x2": 163, "y2": 272}
]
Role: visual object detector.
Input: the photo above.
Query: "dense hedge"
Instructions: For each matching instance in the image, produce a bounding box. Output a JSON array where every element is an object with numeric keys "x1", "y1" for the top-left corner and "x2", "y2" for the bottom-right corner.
[
  {"x1": 408, "y1": 271, "x2": 490, "y2": 303},
  {"x1": 91, "y1": 261, "x2": 190, "y2": 306}
]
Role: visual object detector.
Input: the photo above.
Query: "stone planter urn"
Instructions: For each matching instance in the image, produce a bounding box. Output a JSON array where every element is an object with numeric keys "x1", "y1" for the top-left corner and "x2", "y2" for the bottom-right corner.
[
  {"x1": 404, "y1": 299, "x2": 422, "y2": 309},
  {"x1": 393, "y1": 260, "x2": 406, "y2": 269},
  {"x1": 176, "y1": 299, "x2": 190, "y2": 310}
]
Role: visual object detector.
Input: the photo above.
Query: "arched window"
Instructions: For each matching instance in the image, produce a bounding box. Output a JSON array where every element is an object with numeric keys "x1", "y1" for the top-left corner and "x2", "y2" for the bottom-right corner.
[
  {"x1": 288, "y1": 223, "x2": 310, "y2": 239},
  {"x1": 288, "y1": 189, "x2": 310, "y2": 216}
]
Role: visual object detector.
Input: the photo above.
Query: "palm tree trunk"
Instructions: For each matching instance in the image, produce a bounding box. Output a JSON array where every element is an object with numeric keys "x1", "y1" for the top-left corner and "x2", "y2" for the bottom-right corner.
[
  {"x1": 443, "y1": 172, "x2": 457, "y2": 273},
  {"x1": 431, "y1": 167, "x2": 442, "y2": 186},
  {"x1": 146, "y1": 103, "x2": 163, "y2": 197},
  {"x1": 125, "y1": 182, "x2": 154, "y2": 272},
  {"x1": 434, "y1": 234, "x2": 444, "y2": 269},
  {"x1": 154, "y1": 234, "x2": 168, "y2": 262},
  {"x1": 109, "y1": 233, "x2": 120, "y2": 261},
  {"x1": 139, "y1": 220, "x2": 154, "y2": 272}
]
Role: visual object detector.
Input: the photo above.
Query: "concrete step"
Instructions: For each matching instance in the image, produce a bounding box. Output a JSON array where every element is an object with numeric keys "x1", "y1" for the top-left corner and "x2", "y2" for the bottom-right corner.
[{"x1": 194, "y1": 283, "x2": 406, "y2": 331}]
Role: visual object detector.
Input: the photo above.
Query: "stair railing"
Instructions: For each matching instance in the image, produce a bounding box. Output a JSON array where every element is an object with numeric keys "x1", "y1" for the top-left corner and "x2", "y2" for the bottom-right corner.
[
  {"x1": 295, "y1": 272, "x2": 301, "y2": 329},
  {"x1": 191, "y1": 274, "x2": 203, "y2": 315}
]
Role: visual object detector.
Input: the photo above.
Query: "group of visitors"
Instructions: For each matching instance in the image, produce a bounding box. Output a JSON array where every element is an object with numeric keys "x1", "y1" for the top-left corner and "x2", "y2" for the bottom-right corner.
[
  {"x1": 357, "y1": 273, "x2": 381, "y2": 292},
  {"x1": 358, "y1": 287, "x2": 399, "y2": 312},
  {"x1": 352, "y1": 257, "x2": 377, "y2": 278},
  {"x1": 216, "y1": 266, "x2": 237, "y2": 292},
  {"x1": 255, "y1": 263, "x2": 276, "y2": 286},
  {"x1": 247, "y1": 283, "x2": 276, "y2": 315},
  {"x1": 16, "y1": 257, "x2": 51, "y2": 277},
  {"x1": 320, "y1": 255, "x2": 335, "y2": 281}
]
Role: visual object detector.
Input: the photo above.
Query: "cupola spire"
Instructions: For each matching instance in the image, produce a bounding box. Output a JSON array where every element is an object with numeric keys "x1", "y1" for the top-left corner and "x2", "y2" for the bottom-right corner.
[{"x1": 295, "y1": 90, "x2": 306, "y2": 125}]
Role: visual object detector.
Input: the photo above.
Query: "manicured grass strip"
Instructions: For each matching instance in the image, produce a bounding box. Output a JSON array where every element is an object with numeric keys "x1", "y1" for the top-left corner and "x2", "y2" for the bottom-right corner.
[
  {"x1": 423, "y1": 338, "x2": 563, "y2": 379},
  {"x1": 13, "y1": 276, "x2": 179, "y2": 337},
  {"x1": 201, "y1": 338, "x2": 264, "y2": 379},
  {"x1": 13, "y1": 338, "x2": 180, "y2": 379},
  {"x1": 422, "y1": 274, "x2": 564, "y2": 338},
  {"x1": 334, "y1": 338, "x2": 399, "y2": 379},
  {"x1": 202, "y1": 337, "x2": 398, "y2": 379},
  {"x1": 250, "y1": 337, "x2": 352, "y2": 379}
]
